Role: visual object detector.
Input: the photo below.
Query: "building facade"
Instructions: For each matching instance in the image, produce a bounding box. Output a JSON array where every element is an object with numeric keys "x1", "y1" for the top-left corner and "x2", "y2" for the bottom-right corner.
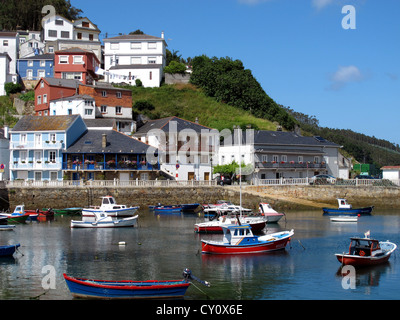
[
  {"x1": 17, "y1": 53, "x2": 54, "y2": 89},
  {"x1": 103, "y1": 32, "x2": 166, "y2": 87}
]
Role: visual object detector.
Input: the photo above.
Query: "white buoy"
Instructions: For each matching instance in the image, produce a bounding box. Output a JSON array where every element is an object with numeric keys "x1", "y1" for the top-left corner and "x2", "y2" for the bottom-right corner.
[{"x1": 118, "y1": 241, "x2": 126, "y2": 246}]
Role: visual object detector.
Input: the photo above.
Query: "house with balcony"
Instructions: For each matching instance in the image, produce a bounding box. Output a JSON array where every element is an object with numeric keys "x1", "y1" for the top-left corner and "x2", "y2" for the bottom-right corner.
[
  {"x1": 9, "y1": 115, "x2": 87, "y2": 181},
  {"x1": 103, "y1": 32, "x2": 167, "y2": 87},
  {"x1": 133, "y1": 116, "x2": 218, "y2": 181},
  {"x1": 219, "y1": 129, "x2": 342, "y2": 184},
  {"x1": 54, "y1": 48, "x2": 100, "y2": 85},
  {"x1": 63, "y1": 128, "x2": 160, "y2": 182},
  {"x1": 17, "y1": 53, "x2": 54, "y2": 89}
]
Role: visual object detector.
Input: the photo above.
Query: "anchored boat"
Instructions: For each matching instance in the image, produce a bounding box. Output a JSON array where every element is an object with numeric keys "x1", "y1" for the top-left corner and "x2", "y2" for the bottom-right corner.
[
  {"x1": 323, "y1": 198, "x2": 373, "y2": 216},
  {"x1": 71, "y1": 211, "x2": 138, "y2": 228},
  {"x1": 82, "y1": 196, "x2": 139, "y2": 218}
]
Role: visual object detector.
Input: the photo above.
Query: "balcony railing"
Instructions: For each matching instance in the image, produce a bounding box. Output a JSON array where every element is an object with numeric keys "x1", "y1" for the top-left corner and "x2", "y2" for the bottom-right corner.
[
  {"x1": 62, "y1": 161, "x2": 160, "y2": 171},
  {"x1": 256, "y1": 161, "x2": 326, "y2": 169},
  {"x1": 11, "y1": 141, "x2": 64, "y2": 150},
  {"x1": 10, "y1": 161, "x2": 62, "y2": 170}
]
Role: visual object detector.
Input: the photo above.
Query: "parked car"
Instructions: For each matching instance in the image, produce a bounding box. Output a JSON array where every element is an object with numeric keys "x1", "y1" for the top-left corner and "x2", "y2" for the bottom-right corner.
[
  {"x1": 216, "y1": 175, "x2": 232, "y2": 186},
  {"x1": 309, "y1": 174, "x2": 336, "y2": 185}
]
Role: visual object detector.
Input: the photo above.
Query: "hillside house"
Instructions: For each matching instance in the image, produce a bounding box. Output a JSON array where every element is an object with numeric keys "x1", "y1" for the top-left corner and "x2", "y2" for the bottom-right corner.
[
  {"x1": 49, "y1": 94, "x2": 96, "y2": 119},
  {"x1": 17, "y1": 53, "x2": 54, "y2": 89},
  {"x1": 0, "y1": 53, "x2": 14, "y2": 96},
  {"x1": 54, "y1": 48, "x2": 100, "y2": 84},
  {"x1": 133, "y1": 116, "x2": 218, "y2": 181},
  {"x1": 18, "y1": 31, "x2": 44, "y2": 58},
  {"x1": 381, "y1": 166, "x2": 400, "y2": 184},
  {"x1": 9, "y1": 115, "x2": 87, "y2": 182},
  {"x1": 103, "y1": 32, "x2": 167, "y2": 87},
  {"x1": 0, "y1": 32, "x2": 19, "y2": 78},
  {"x1": 0, "y1": 127, "x2": 10, "y2": 181}
]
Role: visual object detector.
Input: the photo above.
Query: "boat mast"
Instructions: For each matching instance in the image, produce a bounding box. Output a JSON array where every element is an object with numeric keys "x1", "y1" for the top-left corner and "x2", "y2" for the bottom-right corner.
[{"x1": 238, "y1": 126, "x2": 242, "y2": 218}]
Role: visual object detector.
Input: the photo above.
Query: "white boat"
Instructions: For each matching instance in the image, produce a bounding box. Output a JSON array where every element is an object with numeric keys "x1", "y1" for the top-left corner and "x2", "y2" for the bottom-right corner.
[
  {"x1": 330, "y1": 215, "x2": 358, "y2": 222},
  {"x1": 71, "y1": 211, "x2": 138, "y2": 228},
  {"x1": 82, "y1": 196, "x2": 139, "y2": 218},
  {"x1": 203, "y1": 201, "x2": 252, "y2": 215},
  {"x1": 0, "y1": 225, "x2": 16, "y2": 231},
  {"x1": 258, "y1": 203, "x2": 285, "y2": 223},
  {"x1": 195, "y1": 214, "x2": 266, "y2": 233}
]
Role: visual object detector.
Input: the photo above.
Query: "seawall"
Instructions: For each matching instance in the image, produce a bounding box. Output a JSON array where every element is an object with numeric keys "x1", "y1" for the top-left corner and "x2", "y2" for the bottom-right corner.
[{"x1": 2, "y1": 184, "x2": 400, "y2": 212}]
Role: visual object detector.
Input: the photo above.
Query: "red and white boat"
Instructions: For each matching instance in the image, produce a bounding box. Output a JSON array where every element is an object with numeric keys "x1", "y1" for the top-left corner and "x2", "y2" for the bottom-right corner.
[
  {"x1": 195, "y1": 215, "x2": 266, "y2": 233},
  {"x1": 201, "y1": 223, "x2": 294, "y2": 255},
  {"x1": 335, "y1": 232, "x2": 397, "y2": 266},
  {"x1": 258, "y1": 203, "x2": 285, "y2": 223}
]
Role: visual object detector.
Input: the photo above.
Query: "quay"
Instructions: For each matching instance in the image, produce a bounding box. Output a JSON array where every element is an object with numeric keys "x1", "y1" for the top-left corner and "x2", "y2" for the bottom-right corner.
[{"x1": 1, "y1": 179, "x2": 400, "y2": 212}]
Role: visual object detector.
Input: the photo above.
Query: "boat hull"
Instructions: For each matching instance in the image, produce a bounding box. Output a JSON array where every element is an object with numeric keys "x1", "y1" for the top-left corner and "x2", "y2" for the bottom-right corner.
[
  {"x1": 0, "y1": 214, "x2": 29, "y2": 223},
  {"x1": 0, "y1": 244, "x2": 20, "y2": 257},
  {"x1": 264, "y1": 213, "x2": 284, "y2": 223},
  {"x1": 195, "y1": 219, "x2": 266, "y2": 234},
  {"x1": 82, "y1": 207, "x2": 139, "y2": 218},
  {"x1": 323, "y1": 206, "x2": 373, "y2": 216},
  {"x1": 63, "y1": 274, "x2": 190, "y2": 299},
  {"x1": 335, "y1": 253, "x2": 391, "y2": 266},
  {"x1": 201, "y1": 231, "x2": 293, "y2": 254},
  {"x1": 71, "y1": 215, "x2": 138, "y2": 228},
  {"x1": 154, "y1": 206, "x2": 182, "y2": 214}
]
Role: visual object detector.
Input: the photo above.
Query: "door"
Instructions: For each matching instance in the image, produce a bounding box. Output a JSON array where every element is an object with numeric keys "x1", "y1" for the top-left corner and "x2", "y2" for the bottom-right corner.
[
  {"x1": 188, "y1": 172, "x2": 195, "y2": 180},
  {"x1": 34, "y1": 151, "x2": 42, "y2": 167},
  {"x1": 204, "y1": 172, "x2": 210, "y2": 180}
]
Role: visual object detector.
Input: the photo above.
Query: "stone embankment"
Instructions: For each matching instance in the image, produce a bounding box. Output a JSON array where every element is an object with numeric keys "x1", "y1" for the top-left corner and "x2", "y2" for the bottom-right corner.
[{"x1": 2, "y1": 184, "x2": 400, "y2": 212}]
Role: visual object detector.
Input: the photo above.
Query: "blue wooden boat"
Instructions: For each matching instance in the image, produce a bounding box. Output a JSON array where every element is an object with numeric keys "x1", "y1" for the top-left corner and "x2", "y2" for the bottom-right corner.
[
  {"x1": 63, "y1": 269, "x2": 210, "y2": 299},
  {"x1": 322, "y1": 198, "x2": 373, "y2": 216},
  {"x1": 0, "y1": 244, "x2": 20, "y2": 257},
  {"x1": 153, "y1": 205, "x2": 182, "y2": 214}
]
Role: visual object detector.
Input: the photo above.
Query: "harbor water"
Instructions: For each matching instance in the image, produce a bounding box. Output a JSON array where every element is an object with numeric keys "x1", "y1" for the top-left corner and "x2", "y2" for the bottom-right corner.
[{"x1": 1, "y1": 208, "x2": 400, "y2": 300}]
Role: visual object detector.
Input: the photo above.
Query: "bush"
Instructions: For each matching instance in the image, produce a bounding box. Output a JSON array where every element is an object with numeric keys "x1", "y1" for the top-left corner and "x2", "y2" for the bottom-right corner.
[
  {"x1": 133, "y1": 100, "x2": 155, "y2": 111},
  {"x1": 164, "y1": 61, "x2": 187, "y2": 74},
  {"x1": 5, "y1": 82, "x2": 22, "y2": 95},
  {"x1": 135, "y1": 79, "x2": 143, "y2": 87}
]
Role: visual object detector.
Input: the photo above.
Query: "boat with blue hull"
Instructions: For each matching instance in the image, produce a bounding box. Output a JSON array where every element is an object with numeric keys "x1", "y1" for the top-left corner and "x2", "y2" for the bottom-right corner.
[
  {"x1": 181, "y1": 203, "x2": 200, "y2": 212},
  {"x1": 63, "y1": 269, "x2": 209, "y2": 299},
  {"x1": 322, "y1": 198, "x2": 373, "y2": 216},
  {"x1": 153, "y1": 205, "x2": 182, "y2": 214},
  {"x1": 0, "y1": 244, "x2": 20, "y2": 257}
]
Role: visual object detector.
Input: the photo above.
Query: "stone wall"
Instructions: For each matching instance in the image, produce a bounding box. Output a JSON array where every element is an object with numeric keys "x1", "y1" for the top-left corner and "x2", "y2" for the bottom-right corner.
[
  {"x1": 2, "y1": 185, "x2": 400, "y2": 212},
  {"x1": 165, "y1": 73, "x2": 191, "y2": 85}
]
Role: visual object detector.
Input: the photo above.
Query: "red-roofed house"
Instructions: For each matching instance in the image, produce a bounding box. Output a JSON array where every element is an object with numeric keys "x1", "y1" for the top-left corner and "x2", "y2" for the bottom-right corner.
[{"x1": 54, "y1": 48, "x2": 100, "y2": 85}]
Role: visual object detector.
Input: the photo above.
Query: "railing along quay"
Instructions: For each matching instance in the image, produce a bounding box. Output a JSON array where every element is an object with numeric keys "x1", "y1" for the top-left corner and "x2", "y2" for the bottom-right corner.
[{"x1": 3, "y1": 178, "x2": 399, "y2": 188}]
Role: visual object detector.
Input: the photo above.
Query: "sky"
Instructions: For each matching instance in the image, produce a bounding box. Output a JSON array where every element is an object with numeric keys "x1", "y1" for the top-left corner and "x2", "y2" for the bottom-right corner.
[{"x1": 71, "y1": 0, "x2": 400, "y2": 145}]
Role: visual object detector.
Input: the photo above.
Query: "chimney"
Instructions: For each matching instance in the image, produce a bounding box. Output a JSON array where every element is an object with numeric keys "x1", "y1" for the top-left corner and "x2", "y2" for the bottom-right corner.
[
  {"x1": 161, "y1": 31, "x2": 164, "y2": 39},
  {"x1": 4, "y1": 126, "x2": 9, "y2": 139},
  {"x1": 102, "y1": 134, "x2": 107, "y2": 148},
  {"x1": 195, "y1": 117, "x2": 199, "y2": 124}
]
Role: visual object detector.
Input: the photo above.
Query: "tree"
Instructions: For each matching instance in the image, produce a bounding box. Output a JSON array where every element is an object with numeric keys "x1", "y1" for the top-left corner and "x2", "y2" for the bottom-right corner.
[
  {"x1": 129, "y1": 29, "x2": 144, "y2": 35},
  {"x1": 164, "y1": 61, "x2": 187, "y2": 74}
]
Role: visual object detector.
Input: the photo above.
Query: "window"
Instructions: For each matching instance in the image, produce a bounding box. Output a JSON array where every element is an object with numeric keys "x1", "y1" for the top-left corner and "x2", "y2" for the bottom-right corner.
[
  {"x1": 37, "y1": 95, "x2": 41, "y2": 104},
  {"x1": 131, "y1": 57, "x2": 141, "y2": 64},
  {"x1": 40, "y1": 80, "x2": 44, "y2": 88},
  {"x1": 48, "y1": 46, "x2": 54, "y2": 53},
  {"x1": 27, "y1": 70, "x2": 33, "y2": 80},
  {"x1": 85, "y1": 109, "x2": 93, "y2": 116},
  {"x1": 43, "y1": 94, "x2": 47, "y2": 104},
  {"x1": 102, "y1": 91, "x2": 107, "y2": 97},
  {"x1": 110, "y1": 42, "x2": 119, "y2": 50},
  {"x1": 100, "y1": 105, "x2": 107, "y2": 113},
  {"x1": 20, "y1": 151, "x2": 27, "y2": 163},
  {"x1": 38, "y1": 70, "x2": 45, "y2": 78},
  {"x1": 84, "y1": 100, "x2": 93, "y2": 106},
  {"x1": 149, "y1": 71, "x2": 152, "y2": 80},
  {"x1": 3, "y1": 40, "x2": 8, "y2": 46},
  {"x1": 115, "y1": 106, "x2": 122, "y2": 114},
  {"x1": 131, "y1": 42, "x2": 141, "y2": 49},
  {"x1": 116, "y1": 92, "x2": 122, "y2": 98},
  {"x1": 82, "y1": 21, "x2": 90, "y2": 28},
  {"x1": 298, "y1": 156, "x2": 303, "y2": 163},
  {"x1": 40, "y1": 60, "x2": 46, "y2": 67},
  {"x1": 148, "y1": 57, "x2": 156, "y2": 64},
  {"x1": 50, "y1": 172, "x2": 58, "y2": 181},
  {"x1": 89, "y1": 34, "x2": 94, "y2": 41},
  {"x1": 261, "y1": 155, "x2": 268, "y2": 162},
  {"x1": 55, "y1": 19, "x2": 64, "y2": 25},
  {"x1": 281, "y1": 155, "x2": 287, "y2": 162},
  {"x1": 77, "y1": 32, "x2": 82, "y2": 40},
  {"x1": 28, "y1": 60, "x2": 33, "y2": 67},
  {"x1": 50, "y1": 133, "x2": 56, "y2": 142},
  {"x1": 20, "y1": 134, "x2": 27, "y2": 144},
  {"x1": 314, "y1": 156, "x2": 320, "y2": 164},
  {"x1": 148, "y1": 42, "x2": 156, "y2": 49},
  {"x1": 73, "y1": 55, "x2": 83, "y2": 64},
  {"x1": 272, "y1": 155, "x2": 279, "y2": 162},
  {"x1": 62, "y1": 72, "x2": 82, "y2": 80},
  {"x1": 48, "y1": 30, "x2": 57, "y2": 37},
  {"x1": 49, "y1": 151, "x2": 56, "y2": 163},
  {"x1": 60, "y1": 31, "x2": 70, "y2": 38},
  {"x1": 59, "y1": 56, "x2": 68, "y2": 64},
  {"x1": 44, "y1": 110, "x2": 48, "y2": 116}
]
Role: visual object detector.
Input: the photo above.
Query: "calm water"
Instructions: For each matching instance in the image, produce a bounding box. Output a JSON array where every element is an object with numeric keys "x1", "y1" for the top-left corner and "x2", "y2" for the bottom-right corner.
[{"x1": 1, "y1": 208, "x2": 400, "y2": 300}]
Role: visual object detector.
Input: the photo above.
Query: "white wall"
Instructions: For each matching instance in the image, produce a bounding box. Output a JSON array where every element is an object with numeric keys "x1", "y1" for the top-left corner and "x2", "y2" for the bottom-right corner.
[
  {"x1": 50, "y1": 98, "x2": 96, "y2": 119},
  {"x1": 43, "y1": 15, "x2": 73, "y2": 42}
]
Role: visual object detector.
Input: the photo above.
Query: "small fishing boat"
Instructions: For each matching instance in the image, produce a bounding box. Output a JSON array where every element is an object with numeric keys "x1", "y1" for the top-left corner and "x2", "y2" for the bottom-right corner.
[
  {"x1": 0, "y1": 225, "x2": 16, "y2": 231},
  {"x1": 203, "y1": 201, "x2": 252, "y2": 216},
  {"x1": 63, "y1": 268, "x2": 209, "y2": 299},
  {"x1": 201, "y1": 223, "x2": 294, "y2": 254},
  {"x1": 82, "y1": 196, "x2": 139, "y2": 218},
  {"x1": 335, "y1": 232, "x2": 397, "y2": 266},
  {"x1": 0, "y1": 244, "x2": 20, "y2": 257},
  {"x1": 180, "y1": 203, "x2": 200, "y2": 212},
  {"x1": 0, "y1": 205, "x2": 30, "y2": 223},
  {"x1": 71, "y1": 211, "x2": 138, "y2": 228},
  {"x1": 195, "y1": 215, "x2": 266, "y2": 233},
  {"x1": 53, "y1": 207, "x2": 82, "y2": 216},
  {"x1": 330, "y1": 215, "x2": 358, "y2": 222},
  {"x1": 323, "y1": 198, "x2": 373, "y2": 216},
  {"x1": 259, "y1": 203, "x2": 285, "y2": 223},
  {"x1": 153, "y1": 205, "x2": 182, "y2": 214},
  {"x1": 25, "y1": 208, "x2": 55, "y2": 221}
]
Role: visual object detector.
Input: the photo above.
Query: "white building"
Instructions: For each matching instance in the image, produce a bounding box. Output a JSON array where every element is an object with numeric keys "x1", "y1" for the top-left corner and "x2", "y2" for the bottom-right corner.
[
  {"x1": 0, "y1": 53, "x2": 14, "y2": 96},
  {"x1": 381, "y1": 166, "x2": 400, "y2": 183},
  {"x1": 18, "y1": 31, "x2": 44, "y2": 58},
  {"x1": 103, "y1": 32, "x2": 167, "y2": 87},
  {"x1": 0, "y1": 32, "x2": 19, "y2": 80},
  {"x1": 49, "y1": 94, "x2": 96, "y2": 119}
]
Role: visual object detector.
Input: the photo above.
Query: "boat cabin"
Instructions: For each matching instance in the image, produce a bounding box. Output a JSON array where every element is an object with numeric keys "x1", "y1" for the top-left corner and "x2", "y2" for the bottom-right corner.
[
  {"x1": 100, "y1": 196, "x2": 127, "y2": 209},
  {"x1": 338, "y1": 198, "x2": 352, "y2": 209},
  {"x1": 348, "y1": 237, "x2": 383, "y2": 257},
  {"x1": 13, "y1": 205, "x2": 25, "y2": 214},
  {"x1": 222, "y1": 224, "x2": 258, "y2": 245},
  {"x1": 259, "y1": 203, "x2": 276, "y2": 214}
]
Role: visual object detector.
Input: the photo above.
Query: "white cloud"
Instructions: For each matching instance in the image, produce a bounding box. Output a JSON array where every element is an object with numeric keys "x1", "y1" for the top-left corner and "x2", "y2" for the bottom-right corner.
[
  {"x1": 328, "y1": 65, "x2": 365, "y2": 90},
  {"x1": 312, "y1": 0, "x2": 334, "y2": 10}
]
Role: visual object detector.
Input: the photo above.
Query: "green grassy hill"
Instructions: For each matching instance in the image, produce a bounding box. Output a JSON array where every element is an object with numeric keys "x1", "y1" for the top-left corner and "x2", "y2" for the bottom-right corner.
[{"x1": 127, "y1": 83, "x2": 278, "y2": 132}]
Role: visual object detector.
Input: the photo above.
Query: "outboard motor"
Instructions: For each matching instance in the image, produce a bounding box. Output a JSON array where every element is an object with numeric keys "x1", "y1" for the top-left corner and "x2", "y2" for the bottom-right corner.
[{"x1": 183, "y1": 268, "x2": 210, "y2": 287}]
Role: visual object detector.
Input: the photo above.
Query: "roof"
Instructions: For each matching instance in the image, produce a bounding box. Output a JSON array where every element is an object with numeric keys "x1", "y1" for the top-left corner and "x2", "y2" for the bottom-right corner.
[
  {"x1": 134, "y1": 116, "x2": 212, "y2": 135},
  {"x1": 11, "y1": 115, "x2": 80, "y2": 132},
  {"x1": 104, "y1": 34, "x2": 164, "y2": 41},
  {"x1": 381, "y1": 166, "x2": 400, "y2": 170},
  {"x1": 55, "y1": 47, "x2": 95, "y2": 54},
  {"x1": 50, "y1": 94, "x2": 94, "y2": 103},
  {"x1": 36, "y1": 77, "x2": 80, "y2": 90},
  {"x1": 83, "y1": 119, "x2": 116, "y2": 129},
  {"x1": 253, "y1": 131, "x2": 340, "y2": 147},
  {"x1": 18, "y1": 53, "x2": 54, "y2": 61},
  {"x1": 79, "y1": 83, "x2": 132, "y2": 92},
  {"x1": 109, "y1": 64, "x2": 163, "y2": 70},
  {"x1": 0, "y1": 32, "x2": 18, "y2": 38},
  {"x1": 66, "y1": 129, "x2": 153, "y2": 154}
]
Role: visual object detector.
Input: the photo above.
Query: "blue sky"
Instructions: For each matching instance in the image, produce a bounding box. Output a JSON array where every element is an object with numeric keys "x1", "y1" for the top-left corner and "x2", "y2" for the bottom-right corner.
[{"x1": 72, "y1": 0, "x2": 400, "y2": 145}]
